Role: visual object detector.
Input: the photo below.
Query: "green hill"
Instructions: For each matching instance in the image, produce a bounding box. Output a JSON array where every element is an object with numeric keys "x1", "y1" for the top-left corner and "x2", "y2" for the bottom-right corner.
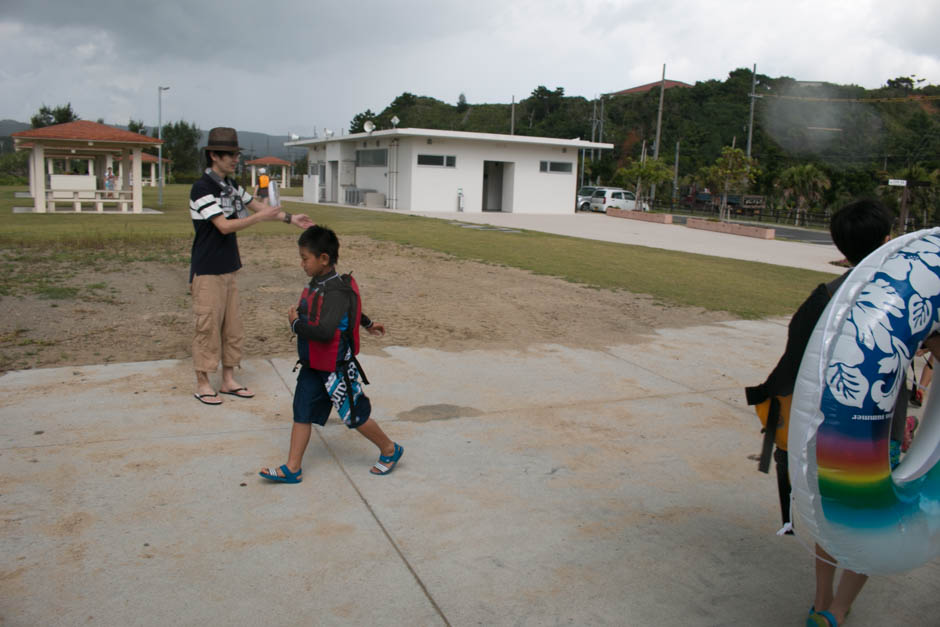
[{"x1": 349, "y1": 71, "x2": 940, "y2": 218}]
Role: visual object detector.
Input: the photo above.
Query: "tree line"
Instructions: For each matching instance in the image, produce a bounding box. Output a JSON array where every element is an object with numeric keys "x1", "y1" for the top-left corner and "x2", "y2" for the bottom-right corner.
[{"x1": 348, "y1": 69, "x2": 940, "y2": 228}]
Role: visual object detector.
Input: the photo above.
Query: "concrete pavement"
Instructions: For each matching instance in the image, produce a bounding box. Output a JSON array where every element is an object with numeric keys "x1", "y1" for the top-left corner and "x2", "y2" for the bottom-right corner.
[
  {"x1": 2, "y1": 321, "x2": 938, "y2": 625},
  {"x1": 3, "y1": 209, "x2": 937, "y2": 625}
]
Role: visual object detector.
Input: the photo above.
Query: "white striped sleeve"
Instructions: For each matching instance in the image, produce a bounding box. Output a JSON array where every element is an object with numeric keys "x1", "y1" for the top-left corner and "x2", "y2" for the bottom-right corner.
[{"x1": 190, "y1": 194, "x2": 223, "y2": 220}]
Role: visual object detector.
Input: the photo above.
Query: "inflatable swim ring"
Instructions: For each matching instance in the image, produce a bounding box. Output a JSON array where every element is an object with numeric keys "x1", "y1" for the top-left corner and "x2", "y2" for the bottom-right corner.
[{"x1": 789, "y1": 228, "x2": 940, "y2": 575}]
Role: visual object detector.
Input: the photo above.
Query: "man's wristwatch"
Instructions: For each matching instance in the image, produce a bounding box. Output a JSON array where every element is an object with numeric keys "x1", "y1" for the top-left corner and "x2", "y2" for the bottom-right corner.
[{"x1": 282, "y1": 212, "x2": 292, "y2": 224}]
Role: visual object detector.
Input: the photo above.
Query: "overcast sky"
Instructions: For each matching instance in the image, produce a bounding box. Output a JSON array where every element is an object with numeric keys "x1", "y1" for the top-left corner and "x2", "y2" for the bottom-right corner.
[{"x1": 2, "y1": 0, "x2": 938, "y2": 137}]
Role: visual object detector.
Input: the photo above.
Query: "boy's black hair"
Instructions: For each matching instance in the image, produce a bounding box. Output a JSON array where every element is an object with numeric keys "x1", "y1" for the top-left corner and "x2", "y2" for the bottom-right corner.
[
  {"x1": 830, "y1": 199, "x2": 893, "y2": 266},
  {"x1": 298, "y1": 225, "x2": 339, "y2": 265}
]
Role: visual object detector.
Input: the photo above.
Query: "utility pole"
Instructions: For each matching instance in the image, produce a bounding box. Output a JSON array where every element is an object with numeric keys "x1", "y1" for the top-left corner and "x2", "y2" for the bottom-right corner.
[
  {"x1": 746, "y1": 63, "x2": 758, "y2": 159},
  {"x1": 510, "y1": 95, "x2": 515, "y2": 135},
  {"x1": 636, "y1": 140, "x2": 647, "y2": 205},
  {"x1": 599, "y1": 97, "x2": 605, "y2": 144},
  {"x1": 673, "y1": 140, "x2": 680, "y2": 209},
  {"x1": 650, "y1": 64, "x2": 666, "y2": 206},
  {"x1": 157, "y1": 85, "x2": 170, "y2": 206},
  {"x1": 590, "y1": 99, "x2": 597, "y2": 164}
]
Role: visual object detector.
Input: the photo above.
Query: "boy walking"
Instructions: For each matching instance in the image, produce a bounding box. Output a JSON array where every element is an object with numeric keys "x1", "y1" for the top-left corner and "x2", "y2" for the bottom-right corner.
[
  {"x1": 747, "y1": 199, "x2": 911, "y2": 626},
  {"x1": 260, "y1": 226, "x2": 402, "y2": 482}
]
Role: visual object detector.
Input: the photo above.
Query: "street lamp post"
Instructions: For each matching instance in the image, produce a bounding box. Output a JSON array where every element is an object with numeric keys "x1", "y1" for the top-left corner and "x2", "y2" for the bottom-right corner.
[{"x1": 157, "y1": 85, "x2": 170, "y2": 206}]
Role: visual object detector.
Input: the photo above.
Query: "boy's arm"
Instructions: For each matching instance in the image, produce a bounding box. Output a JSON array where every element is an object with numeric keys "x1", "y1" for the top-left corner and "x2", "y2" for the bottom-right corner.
[
  {"x1": 361, "y1": 313, "x2": 385, "y2": 337},
  {"x1": 762, "y1": 285, "x2": 830, "y2": 396},
  {"x1": 288, "y1": 290, "x2": 349, "y2": 342}
]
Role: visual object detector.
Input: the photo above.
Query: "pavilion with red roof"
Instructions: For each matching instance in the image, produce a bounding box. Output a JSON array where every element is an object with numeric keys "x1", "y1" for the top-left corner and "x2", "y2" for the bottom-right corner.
[
  {"x1": 141, "y1": 153, "x2": 172, "y2": 187},
  {"x1": 245, "y1": 156, "x2": 291, "y2": 190},
  {"x1": 13, "y1": 120, "x2": 163, "y2": 213}
]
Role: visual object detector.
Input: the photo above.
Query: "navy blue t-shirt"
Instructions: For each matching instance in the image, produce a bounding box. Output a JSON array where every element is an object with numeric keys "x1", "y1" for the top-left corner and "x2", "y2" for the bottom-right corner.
[{"x1": 189, "y1": 171, "x2": 254, "y2": 276}]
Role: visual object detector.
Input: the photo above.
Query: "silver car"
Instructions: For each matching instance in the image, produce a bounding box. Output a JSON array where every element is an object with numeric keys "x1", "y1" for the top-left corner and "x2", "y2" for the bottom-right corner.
[{"x1": 576, "y1": 186, "x2": 597, "y2": 212}]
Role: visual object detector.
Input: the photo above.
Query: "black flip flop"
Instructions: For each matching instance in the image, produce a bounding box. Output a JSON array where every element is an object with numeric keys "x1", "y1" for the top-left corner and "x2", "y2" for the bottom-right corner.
[
  {"x1": 219, "y1": 387, "x2": 254, "y2": 399},
  {"x1": 194, "y1": 392, "x2": 222, "y2": 406}
]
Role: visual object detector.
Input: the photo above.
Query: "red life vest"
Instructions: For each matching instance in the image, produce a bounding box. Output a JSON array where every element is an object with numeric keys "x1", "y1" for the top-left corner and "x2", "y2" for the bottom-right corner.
[{"x1": 297, "y1": 274, "x2": 362, "y2": 371}]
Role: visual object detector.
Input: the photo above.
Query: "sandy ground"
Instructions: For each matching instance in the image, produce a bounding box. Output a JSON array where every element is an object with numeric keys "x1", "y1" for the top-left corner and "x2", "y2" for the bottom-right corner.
[{"x1": 0, "y1": 235, "x2": 732, "y2": 374}]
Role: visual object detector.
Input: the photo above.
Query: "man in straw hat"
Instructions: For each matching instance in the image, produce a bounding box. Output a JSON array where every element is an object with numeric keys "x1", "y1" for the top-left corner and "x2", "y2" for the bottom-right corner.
[{"x1": 190, "y1": 127, "x2": 314, "y2": 406}]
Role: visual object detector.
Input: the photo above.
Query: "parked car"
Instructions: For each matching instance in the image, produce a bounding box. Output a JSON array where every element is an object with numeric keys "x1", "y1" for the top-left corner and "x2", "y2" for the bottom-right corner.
[
  {"x1": 576, "y1": 186, "x2": 597, "y2": 211},
  {"x1": 588, "y1": 187, "x2": 649, "y2": 213}
]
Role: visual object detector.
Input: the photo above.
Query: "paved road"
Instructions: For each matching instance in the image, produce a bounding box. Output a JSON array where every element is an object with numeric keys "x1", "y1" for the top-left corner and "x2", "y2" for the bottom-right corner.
[{"x1": 288, "y1": 198, "x2": 842, "y2": 274}]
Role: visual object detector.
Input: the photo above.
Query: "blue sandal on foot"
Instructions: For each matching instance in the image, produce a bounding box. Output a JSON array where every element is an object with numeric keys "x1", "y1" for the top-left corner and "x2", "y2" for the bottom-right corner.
[
  {"x1": 259, "y1": 464, "x2": 302, "y2": 484},
  {"x1": 371, "y1": 443, "x2": 403, "y2": 475},
  {"x1": 807, "y1": 609, "x2": 837, "y2": 627}
]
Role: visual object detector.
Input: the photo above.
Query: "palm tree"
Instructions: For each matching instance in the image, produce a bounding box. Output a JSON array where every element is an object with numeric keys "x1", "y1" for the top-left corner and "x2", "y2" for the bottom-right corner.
[{"x1": 777, "y1": 164, "x2": 831, "y2": 227}]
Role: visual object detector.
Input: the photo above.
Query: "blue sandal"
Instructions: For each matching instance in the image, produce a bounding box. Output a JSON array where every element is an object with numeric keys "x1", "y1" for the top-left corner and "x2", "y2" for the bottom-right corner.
[
  {"x1": 259, "y1": 464, "x2": 302, "y2": 484},
  {"x1": 371, "y1": 443, "x2": 403, "y2": 475},
  {"x1": 807, "y1": 609, "x2": 837, "y2": 626}
]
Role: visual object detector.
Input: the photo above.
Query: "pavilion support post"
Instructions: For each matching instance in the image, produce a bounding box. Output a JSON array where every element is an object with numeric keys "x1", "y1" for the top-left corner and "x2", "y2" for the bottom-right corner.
[
  {"x1": 150, "y1": 163, "x2": 156, "y2": 187},
  {"x1": 31, "y1": 145, "x2": 46, "y2": 213},
  {"x1": 282, "y1": 165, "x2": 288, "y2": 188},
  {"x1": 132, "y1": 148, "x2": 143, "y2": 213},
  {"x1": 87, "y1": 159, "x2": 95, "y2": 176},
  {"x1": 120, "y1": 150, "x2": 130, "y2": 192},
  {"x1": 251, "y1": 165, "x2": 256, "y2": 188}
]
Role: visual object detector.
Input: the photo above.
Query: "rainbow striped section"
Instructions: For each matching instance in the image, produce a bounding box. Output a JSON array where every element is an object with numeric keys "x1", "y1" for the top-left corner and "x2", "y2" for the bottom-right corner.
[{"x1": 815, "y1": 401, "x2": 901, "y2": 526}]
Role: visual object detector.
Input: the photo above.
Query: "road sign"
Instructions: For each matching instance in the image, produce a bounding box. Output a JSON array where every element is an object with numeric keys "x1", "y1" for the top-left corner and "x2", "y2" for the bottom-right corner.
[{"x1": 888, "y1": 179, "x2": 907, "y2": 187}]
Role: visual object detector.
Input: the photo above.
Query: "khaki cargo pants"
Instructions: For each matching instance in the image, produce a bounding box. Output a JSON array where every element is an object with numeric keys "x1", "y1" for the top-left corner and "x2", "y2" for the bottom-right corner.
[{"x1": 192, "y1": 272, "x2": 244, "y2": 372}]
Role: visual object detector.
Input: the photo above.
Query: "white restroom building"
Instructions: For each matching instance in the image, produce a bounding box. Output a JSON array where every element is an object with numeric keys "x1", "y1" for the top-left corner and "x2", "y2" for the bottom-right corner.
[{"x1": 287, "y1": 128, "x2": 612, "y2": 214}]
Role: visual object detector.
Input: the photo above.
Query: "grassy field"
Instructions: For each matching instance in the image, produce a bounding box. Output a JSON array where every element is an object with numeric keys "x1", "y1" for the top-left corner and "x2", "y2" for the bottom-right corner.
[{"x1": 0, "y1": 184, "x2": 834, "y2": 318}]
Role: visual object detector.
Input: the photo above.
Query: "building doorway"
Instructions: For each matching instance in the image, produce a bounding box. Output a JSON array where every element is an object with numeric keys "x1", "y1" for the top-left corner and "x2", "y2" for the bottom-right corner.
[{"x1": 483, "y1": 161, "x2": 508, "y2": 212}]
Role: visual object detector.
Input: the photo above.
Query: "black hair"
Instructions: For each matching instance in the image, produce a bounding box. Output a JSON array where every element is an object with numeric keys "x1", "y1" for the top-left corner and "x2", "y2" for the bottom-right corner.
[
  {"x1": 830, "y1": 198, "x2": 893, "y2": 265},
  {"x1": 298, "y1": 225, "x2": 339, "y2": 265},
  {"x1": 204, "y1": 150, "x2": 238, "y2": 168}
]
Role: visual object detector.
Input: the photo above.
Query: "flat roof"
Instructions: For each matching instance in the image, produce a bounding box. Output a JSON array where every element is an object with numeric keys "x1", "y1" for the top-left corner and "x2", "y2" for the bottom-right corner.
[{"x1": 286, "y1": 127, "x2": 613, "y2": 150}]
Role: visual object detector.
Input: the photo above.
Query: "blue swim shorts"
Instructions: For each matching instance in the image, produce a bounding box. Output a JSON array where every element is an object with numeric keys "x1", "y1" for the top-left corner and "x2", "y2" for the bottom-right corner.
[{"x1": 293, "y1": 364, "x2": 371, "y2": 428}]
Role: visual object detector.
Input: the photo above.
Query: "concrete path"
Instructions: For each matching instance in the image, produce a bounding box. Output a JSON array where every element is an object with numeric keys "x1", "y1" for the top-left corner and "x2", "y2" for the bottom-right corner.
[
  {"x1": 2, "y1": 319, "x2": 937, "y2": 626},
  {"x1": 286, "y1": 198, "x2": 842, "y2": 275},
  {"x1": 414, "y1": 211, "x2": 841, "y2": 275}
]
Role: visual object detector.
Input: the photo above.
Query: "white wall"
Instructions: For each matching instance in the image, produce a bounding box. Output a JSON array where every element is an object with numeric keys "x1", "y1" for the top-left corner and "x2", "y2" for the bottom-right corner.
[
  {"x1": 355, "y1": 166, "x2": 387, "y2": 195},
  {"x1": 403, "y1": 138, "x2": 577, "y2": 214},
  {"x1": 305, "y1": 134, "x2": 580, "y2": 214}
]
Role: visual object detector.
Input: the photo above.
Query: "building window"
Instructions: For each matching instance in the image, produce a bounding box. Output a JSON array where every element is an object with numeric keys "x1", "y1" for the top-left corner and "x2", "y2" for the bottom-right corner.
[
  {"x1": 540, "y1": 160, "x2": 573, "y2": 173},
  {"x1": 417, "y1": 154, "x2": 456, "y2": 168},
  {"x1": 356, "y1": 149, "x2": 387, "y2": 167}
]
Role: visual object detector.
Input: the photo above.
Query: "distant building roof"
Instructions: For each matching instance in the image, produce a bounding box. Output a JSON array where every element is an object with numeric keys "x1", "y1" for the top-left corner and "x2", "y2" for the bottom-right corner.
[
  {"x1": 12, "y1": 120, "x2": 163, "y2": 144},
  {"x1": 606, "y1": 80, "x2": 693, "y2": 97},
  {"x1": 287, "y1": 127, "x2": 613, "y2": 151},
  {"x1": 245, "y1": 156, "x2": 292, "y2": 166}
]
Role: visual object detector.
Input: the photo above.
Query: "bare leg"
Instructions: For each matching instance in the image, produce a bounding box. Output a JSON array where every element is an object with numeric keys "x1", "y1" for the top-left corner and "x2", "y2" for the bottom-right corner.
[
  {"x1": 261, "y1": 422, "x2": 311, "y2": 477},
  {"x1": 814, "y1": 544, "x2": 836, "y2": 613},
  {"x1": 813, "y1": 544, "x2": 867, "y2": 623},
  {"x1": 195, "y1": 370, "x2": 216, "y2": 397},
  {"x1": 829, "y1": 569, "x2": 867, "y2": 623},
  {"x1": 921, "y1": 356, "x2": 933, "y2": 390},
  {"x1": 356, "y1": 419, "x2": 395, "y2": 458},
  {"x1": 220, "y1": 365, "x2": 251, "y2": 395}
]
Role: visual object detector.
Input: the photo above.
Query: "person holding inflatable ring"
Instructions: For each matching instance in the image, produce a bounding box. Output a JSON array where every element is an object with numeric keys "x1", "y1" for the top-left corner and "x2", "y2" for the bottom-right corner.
[{"x1": 748, "y1": 199, "x2": 914, "y2": 627}]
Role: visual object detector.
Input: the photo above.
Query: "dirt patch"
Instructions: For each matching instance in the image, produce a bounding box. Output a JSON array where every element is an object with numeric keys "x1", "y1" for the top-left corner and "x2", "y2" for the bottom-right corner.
[{"x1": 0, "y1": 234, "x2": 733, "y2": 373}]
